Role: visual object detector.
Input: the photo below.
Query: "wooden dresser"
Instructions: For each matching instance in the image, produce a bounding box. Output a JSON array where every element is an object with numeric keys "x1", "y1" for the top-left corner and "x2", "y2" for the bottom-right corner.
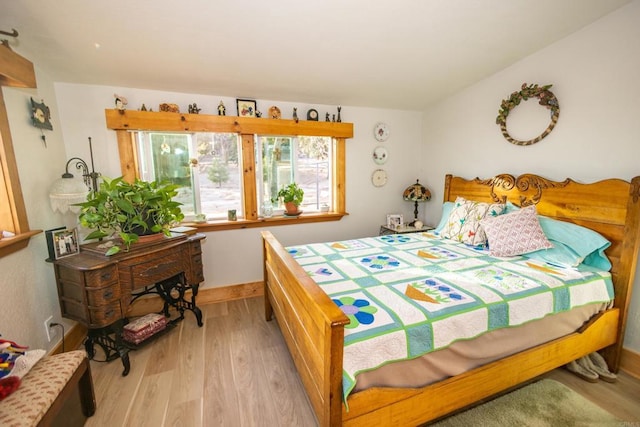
[{"x1": 53, "y1": 232, "x2": 205, "y2": 375}]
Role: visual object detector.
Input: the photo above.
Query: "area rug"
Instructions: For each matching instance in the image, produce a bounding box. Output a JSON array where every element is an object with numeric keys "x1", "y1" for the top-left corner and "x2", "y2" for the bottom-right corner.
[{"x1": 429, "y1": 379, "x2": 621, "y2": 426}]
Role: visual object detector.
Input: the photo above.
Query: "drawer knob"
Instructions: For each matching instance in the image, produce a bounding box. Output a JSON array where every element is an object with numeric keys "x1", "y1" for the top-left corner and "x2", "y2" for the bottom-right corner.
[
  {"x1": 101, "y1": 272, "x2": 112, "y2": 281},
  {"x1": 103, "y1": 289, "x2": 113, "y2": 299}
]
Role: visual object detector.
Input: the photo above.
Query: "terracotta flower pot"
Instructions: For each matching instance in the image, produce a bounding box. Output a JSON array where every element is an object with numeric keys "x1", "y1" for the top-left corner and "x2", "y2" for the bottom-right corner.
[{"x1": 284, "y1": 202, "x2": 300, "y2": 215}]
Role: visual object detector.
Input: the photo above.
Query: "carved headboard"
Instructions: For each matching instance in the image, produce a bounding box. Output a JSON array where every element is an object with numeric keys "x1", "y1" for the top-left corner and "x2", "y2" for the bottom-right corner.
[{"x1": 443, "y1": 173, "x2": 640, "y2": 369}]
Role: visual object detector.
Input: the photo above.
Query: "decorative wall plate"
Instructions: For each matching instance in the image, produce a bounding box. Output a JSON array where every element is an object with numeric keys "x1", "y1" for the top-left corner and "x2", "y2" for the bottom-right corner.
[
  {"x1": 269, "y1": 106, "x2": 281, "y2": 119},
  {"x1": 371, "y1": 169, "x2": 388, "y2": 187},
  {"x1": 374, "y1": 122, "x2": 389, "y2": 142},
  {"x1": 372, "y1": 146, "x2": 388, "y2": 165}
]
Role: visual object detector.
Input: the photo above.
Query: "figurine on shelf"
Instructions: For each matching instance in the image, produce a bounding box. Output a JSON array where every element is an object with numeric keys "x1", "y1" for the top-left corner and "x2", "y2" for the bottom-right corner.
[
  {"x1": 326, "y1": 112, "x2": 330, "y2": 122},
  {"x1": 217, "y1": 101, "x2": 226, "y2": 116},
  {"x1": 140, "y1": 104, "x2": 147, "y2": 111},
  {"x1": 256, "y1": 109, "x2": 262, "y2": 118},
  {"x1": 293, "y1": 108, "x2": 299, "y2": 123},
  {"x1": 337, "y1": 106, "x2": 342, "y2": 122},
  {"x1": 332, "y1": 114, "x2": 336, "y2": 122},
  {"x1": 159, "y1": 103, "x2": 180, "y2": 113},
  {"x1": 188, "y1": 103, "x2": 201, "y2": 114},
  {"x1": 114, "y1": 94, "x2": 128, "y2": 111}
]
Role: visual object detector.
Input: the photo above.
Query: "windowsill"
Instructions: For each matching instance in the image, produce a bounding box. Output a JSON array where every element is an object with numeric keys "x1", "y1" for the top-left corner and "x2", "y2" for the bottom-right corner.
[
  {"x1": 0, "y1": 230, "x2": 42, "y2": 258},
  {"x1": 181, "y1": 212, "x2": 348, "y2": 232}
]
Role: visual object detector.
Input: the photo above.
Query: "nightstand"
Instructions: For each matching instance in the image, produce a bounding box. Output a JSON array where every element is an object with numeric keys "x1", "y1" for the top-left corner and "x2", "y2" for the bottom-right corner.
[{"x1": 379, "y1": 224, "x2": 434, "y2": 235}]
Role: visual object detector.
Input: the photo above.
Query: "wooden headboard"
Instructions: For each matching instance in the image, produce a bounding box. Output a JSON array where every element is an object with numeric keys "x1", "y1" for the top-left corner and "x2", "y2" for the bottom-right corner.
[{"x1": 443, "y1": 173, "x2": 640, "y2": 369}]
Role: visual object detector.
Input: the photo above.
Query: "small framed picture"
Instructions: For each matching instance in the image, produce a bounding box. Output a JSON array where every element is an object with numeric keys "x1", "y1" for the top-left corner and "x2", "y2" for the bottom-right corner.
[
  {"x1": 53, "y1": 228, "x2": 80, "y2": 260},
  {"x1": 45, "y1": 226, "x2": 66, "y2": 261},
  {"x1": 236, "y1": 99, "x2": 257, "y2": 118},
  {"x1": 386, "y1": 214, "x2": 404, "y2": 229}
]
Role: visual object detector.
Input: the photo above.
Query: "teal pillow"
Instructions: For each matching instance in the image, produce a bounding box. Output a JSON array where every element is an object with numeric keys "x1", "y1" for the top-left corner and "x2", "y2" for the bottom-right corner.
[
  {"x1": 434, "y1": 201, "x2": 454, "y2": 234},
  {"x1": 524, "y1": 215, "x2": 611, "y2": 271}
]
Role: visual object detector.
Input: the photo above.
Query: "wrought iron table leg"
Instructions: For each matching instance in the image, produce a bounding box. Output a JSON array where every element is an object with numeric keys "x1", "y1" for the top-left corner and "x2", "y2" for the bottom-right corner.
[
  {"x1": 156, "y1": 273, "x2": 203, "y2": 327},
  {"x1": 85, "y1": 319, "x2": 131, "y2": 376}
]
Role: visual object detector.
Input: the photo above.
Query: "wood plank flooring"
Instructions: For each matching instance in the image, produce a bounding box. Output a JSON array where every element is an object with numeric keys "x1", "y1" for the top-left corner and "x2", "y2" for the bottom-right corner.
[{"x1": 85, "y1": 297, "x2": 640, "y2": 426}]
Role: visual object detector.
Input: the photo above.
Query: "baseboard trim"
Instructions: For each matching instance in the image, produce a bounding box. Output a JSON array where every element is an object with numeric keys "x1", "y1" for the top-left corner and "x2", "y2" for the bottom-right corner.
[
  {"x1": 126, "y1": 281, "x2": 265, "y2": 317},
  {"x1": 620, "y1": 347, "x2": 640, "y2": 379},
  {"x1": 50, "y1": 322, "x2": 87, "y2": 355}
]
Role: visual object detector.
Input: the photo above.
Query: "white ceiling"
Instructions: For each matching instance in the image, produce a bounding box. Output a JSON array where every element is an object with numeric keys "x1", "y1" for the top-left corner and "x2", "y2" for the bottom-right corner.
[{"x1": 1, "y1": 0, "x2": 630, "y2": 111}]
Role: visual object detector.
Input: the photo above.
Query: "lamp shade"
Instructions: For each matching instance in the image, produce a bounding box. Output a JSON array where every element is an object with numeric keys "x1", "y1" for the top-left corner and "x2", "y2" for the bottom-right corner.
[
  {"x1": 403, "y1": 179, "x2": 431, "y2": 202},
  {"x1": 49, "y1": 176, "x2": 89, "y2": 213}
]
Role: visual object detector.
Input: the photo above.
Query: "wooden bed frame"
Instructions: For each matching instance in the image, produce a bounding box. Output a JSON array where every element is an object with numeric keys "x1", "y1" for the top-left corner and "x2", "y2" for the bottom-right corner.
[{"x1": 262, "y1": 173, "x2": 640, "y2": 426}]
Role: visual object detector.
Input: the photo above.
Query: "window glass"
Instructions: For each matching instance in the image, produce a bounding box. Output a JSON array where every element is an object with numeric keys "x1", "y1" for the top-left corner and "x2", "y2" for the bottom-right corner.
[
  {"x1": 137, "y1": 132, "x2": 242, "y2": 220},
  {"x1": 257, "y1": 135, "x2": 332, "y2": 215}
]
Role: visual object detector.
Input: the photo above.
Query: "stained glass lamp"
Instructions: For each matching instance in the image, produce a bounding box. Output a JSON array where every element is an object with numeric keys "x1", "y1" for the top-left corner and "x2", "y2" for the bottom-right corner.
[{"x1": 402, "y1": 179, "x2": 431, "y2": 226}]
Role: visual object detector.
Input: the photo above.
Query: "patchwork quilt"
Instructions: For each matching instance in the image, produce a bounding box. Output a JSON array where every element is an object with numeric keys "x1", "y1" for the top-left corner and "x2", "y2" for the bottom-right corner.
[{"x1": 286, "y1": 232, "x2": 614, "y2": 400}]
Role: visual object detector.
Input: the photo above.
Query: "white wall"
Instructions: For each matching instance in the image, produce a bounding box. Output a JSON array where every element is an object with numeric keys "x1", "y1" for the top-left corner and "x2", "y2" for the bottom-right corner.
[
  {"x1": 421, "y1": 0, "x2": 640, "y2": 351},
  {"x1": 0, "y1": 66, "x2": 74, "y2": 350},
  {"x1": 53, "y1": 84, "x2": 424, "y2": 287}
]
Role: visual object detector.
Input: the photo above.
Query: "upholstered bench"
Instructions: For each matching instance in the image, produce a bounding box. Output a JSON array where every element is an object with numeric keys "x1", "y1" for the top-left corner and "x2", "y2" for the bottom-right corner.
[{"x1": 0, "y1": 350, "x2": 96, "y2": 426}]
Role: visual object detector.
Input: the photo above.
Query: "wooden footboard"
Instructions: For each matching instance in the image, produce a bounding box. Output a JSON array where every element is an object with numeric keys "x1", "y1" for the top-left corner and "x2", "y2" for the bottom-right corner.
[
  {"x1": 262, "y1": 173, "x2": 640, "y2": 427},
  {"x1": 262, "y1": 231, "x2": 349, "y2": 426}
]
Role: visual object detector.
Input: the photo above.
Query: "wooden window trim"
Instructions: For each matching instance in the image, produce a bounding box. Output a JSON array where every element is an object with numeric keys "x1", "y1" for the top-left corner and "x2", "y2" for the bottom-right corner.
[
  {"x1": 105, "y1": 109, "x2": 353, "y2": 228},
  {"x1": 0, "y1": 46, "x2": 41, "y2": 258}
]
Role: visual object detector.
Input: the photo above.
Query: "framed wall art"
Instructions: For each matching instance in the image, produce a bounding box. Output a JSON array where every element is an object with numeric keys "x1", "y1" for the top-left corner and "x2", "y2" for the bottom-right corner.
[
  {"x1": 52, "y1": 228, "x2": 80, "y2": 259},
  {"x1": 236, "y1": 99, "x2": 257, "y2": 118}
]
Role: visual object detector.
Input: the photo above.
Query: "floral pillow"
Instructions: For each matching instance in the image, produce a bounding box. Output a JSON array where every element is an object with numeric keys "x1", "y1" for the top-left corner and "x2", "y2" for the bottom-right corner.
[
  {"x1": 481, "y1": 205, "x2": 553, "y2": 257},
  {"x1": 439, "y1": 197, "x2": 505, "y2": 246}
]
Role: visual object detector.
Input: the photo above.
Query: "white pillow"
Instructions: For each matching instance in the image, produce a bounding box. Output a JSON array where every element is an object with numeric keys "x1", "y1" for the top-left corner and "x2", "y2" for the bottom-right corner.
[
  {"x1": 481, "y1": 205, "x2": 553, "y2": 257},
  {"x1": 439, "y1": 197, "x2": 505, "y2": 246}
]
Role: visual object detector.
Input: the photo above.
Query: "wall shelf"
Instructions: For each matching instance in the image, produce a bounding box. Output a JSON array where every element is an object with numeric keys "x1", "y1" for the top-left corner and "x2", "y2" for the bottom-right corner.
[{"x1": 105, "y1": 109, "x2": 353, "y2": 138}]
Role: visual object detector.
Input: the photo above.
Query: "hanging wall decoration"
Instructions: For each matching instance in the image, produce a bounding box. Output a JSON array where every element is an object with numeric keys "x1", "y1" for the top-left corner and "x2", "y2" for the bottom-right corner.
[
  {"x1": 30, "y1": 97, "x2": 52, "y2": 147},
  {"x1": 496, "y1": 83, "x2": 560, "y2": 146}
]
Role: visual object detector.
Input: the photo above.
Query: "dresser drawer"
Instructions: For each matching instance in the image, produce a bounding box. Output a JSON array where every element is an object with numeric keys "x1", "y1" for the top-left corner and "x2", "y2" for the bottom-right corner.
[
  {"x1": 58, "y1": 280, "x2": 85, "y2": 303},
  {"x1": 126, "y1": 252, "x2": 185, "y2": 289},
  {"x1": 86, "y1": 283, "x2": 121, "y2": 306},
  {"x1": 57, "y1": 265, "x2": 117, "y2": 287},
  {"x1": 86, "y1": 266, "x2": 119, "y2": 287},
  {"x1": 88, "y1": 301, "x2": 123, "y2": 327},
  {"x1": 59, "y1": 298, "x2": 89, "y2": 324}
]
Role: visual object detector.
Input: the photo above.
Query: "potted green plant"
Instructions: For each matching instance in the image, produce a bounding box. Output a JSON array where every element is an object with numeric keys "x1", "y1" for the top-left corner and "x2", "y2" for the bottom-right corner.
[
  {"x1": 275, "y1": 182, "x2": 304, "y2": 215},
  {"x1": 76, "y1": 177, "x2": 184, "y2": 255}
]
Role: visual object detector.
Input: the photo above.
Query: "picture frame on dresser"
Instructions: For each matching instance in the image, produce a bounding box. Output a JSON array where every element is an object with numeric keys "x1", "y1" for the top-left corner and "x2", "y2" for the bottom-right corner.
[
  {"x1": 52, "y1": 228, "x2": 80, "y2": 260},
  {"x1": 45, "y1": 226, "x2": 66, "y2": 261},
  {"x1": 386, "y1": 214, "x2": 403, "y2": 229}
]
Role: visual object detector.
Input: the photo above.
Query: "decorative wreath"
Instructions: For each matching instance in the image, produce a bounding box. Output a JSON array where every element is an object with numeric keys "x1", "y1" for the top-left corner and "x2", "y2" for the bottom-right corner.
[{"x1": 496, "y1": 83, "x2": 560, "y2": 146}]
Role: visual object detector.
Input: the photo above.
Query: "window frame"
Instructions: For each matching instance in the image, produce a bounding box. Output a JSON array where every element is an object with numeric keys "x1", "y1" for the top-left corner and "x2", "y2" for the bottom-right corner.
[
  {"x1": 105, "y1": 110, "x2": 352, "y2": 231},
  {"x1": 0, "y1": 48, "x2": 41, "y2": 258}
]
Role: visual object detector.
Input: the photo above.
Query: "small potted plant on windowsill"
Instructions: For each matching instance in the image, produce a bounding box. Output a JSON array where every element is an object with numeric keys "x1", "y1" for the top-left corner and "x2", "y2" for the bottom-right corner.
[
  {"x1": 76, "y1": 177, "x2": 184, "y2": 255},
  {"x1": 275, "y1": 182, "x2": 304, "y2": 216}
]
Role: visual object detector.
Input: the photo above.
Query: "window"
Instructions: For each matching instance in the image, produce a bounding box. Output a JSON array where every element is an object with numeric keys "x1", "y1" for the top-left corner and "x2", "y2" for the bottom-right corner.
[
  {"x1": 256, "y1": 136, "x2": 332, "y2": 215},
  {"x1": 137, "y1": 132, "x2": 242, "y2": 220},
  {"x1": 106, "y1": 109, "x2": 353, "y2": 230}
]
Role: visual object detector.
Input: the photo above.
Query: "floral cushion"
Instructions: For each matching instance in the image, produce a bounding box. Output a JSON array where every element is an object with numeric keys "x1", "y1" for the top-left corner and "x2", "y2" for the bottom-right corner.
[
  {"x1": 439, "y1": 197, "x2": 505, "y2": 246},
  {"x1": 481, "y1": 205, "x2": 553, "y2": 257}
]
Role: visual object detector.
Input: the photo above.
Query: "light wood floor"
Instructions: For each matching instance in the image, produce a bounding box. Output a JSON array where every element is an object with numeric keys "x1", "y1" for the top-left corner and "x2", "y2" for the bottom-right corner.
[{"x1": 85, "y1": 297, "x2": 640, "y2": 426}]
